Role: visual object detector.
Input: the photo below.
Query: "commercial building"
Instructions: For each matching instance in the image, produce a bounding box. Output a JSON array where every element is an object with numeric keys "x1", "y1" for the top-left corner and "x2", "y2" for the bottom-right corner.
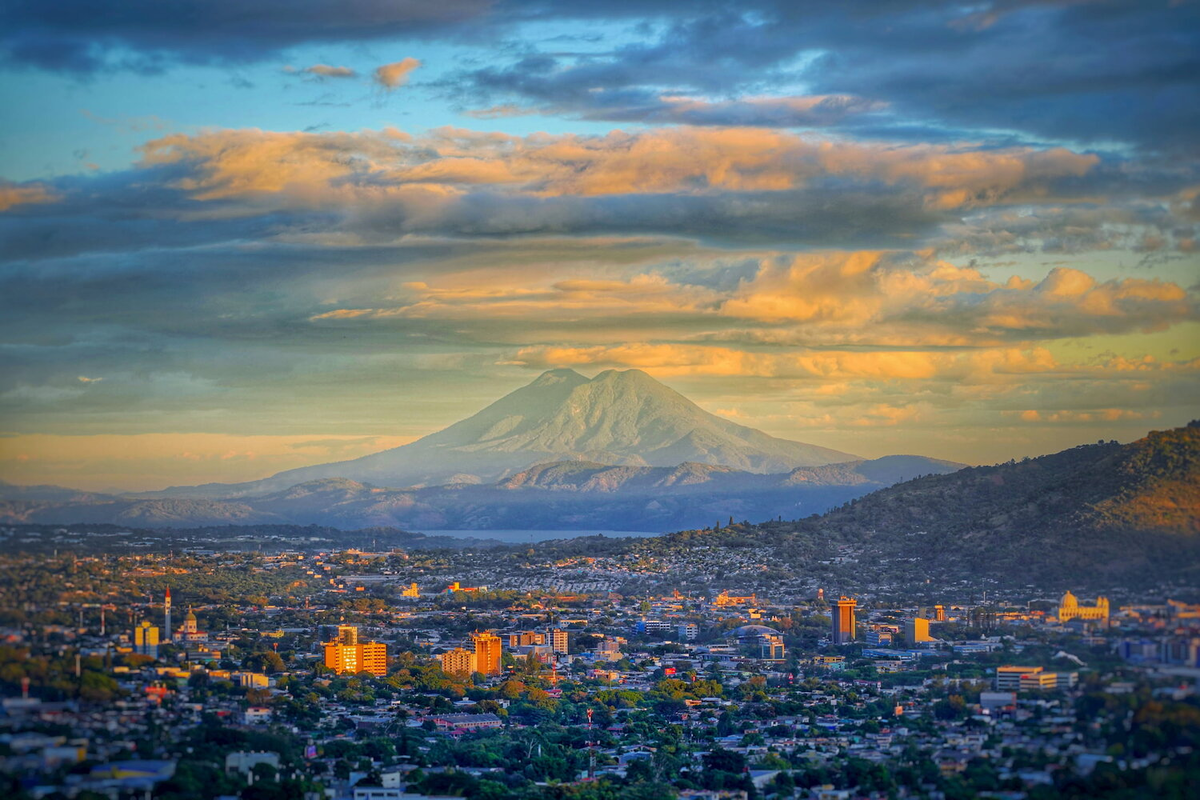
[
  {"x1": 996, "y1": 666, "x2": 1042, "y2": 691},
  {"x1": 323, "y1": 625, "x2": 388, "y2": 676},
  {"x1": 471, "y1": 631, "x2": 502, "y2": 676},
  {"x1": 831, "y1": 597, "x2": 857, "y2": 644},
  {"x1": 760, "y1": 634, "x2": 786, "y2": 661},
  {"x1": 134, "y1": 621, "x2": 159, "y2": 658},
  {"x1": 907, "y1": 617, "x2": 934, "y2": 644},
  {"x1": 551, "y1": 628, "x2": 571, "y2": 655},
  {"x1": 505, "y1": 631, "x2": 545, "y2": 647}
]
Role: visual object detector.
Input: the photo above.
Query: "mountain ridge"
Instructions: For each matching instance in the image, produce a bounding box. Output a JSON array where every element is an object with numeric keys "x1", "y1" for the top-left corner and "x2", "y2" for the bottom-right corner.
[
  {"x1": 0, "y1": 454, "x2": 964, "y2": 531},
  {"x1": 134, "y1": 368, "x2": 859, "y2": 499}
]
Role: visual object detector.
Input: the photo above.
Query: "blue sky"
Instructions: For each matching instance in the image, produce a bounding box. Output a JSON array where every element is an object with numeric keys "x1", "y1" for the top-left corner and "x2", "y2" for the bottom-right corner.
[{"x1": 0, "y1": 1, "x2": 1197, "y2": 490}]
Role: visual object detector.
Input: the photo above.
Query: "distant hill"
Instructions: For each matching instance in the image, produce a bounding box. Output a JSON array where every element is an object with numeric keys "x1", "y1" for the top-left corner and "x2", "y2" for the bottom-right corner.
[
  {"x1": 136, "y1": 369, "x2": 859, "y2": 498},
  {"x1": 0, "y1": 455, "x2": 964, "y2": 532},
  {"x1": 757, "y1": 422, "x2": 1200, "y2": 585}
]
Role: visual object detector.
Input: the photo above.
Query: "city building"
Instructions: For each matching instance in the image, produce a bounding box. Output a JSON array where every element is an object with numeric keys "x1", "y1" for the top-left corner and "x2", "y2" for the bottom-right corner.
[
  {"x1": 439, "y1": 647, "x2": 476, "y2": 679},
  {"x1": 471, "y1": 631, "x2": 502, "y2": 676},
  {"x1": 636, "y1": 619, "x2": 674, "y2": 635},
  {"x1": 551, "y1": 628, "x2": 570, "y2": 655},
  {"x1": 446, "y1": 581, "x2": 488, "y2": 594},
  {"x1": 323, "y1": 625, "x2": 388, "y2": 676},
  {"x1": 865, "y1": 624, "x2": 898, "y2": 646},
  {"x1": 506, "y1": 630, "x2": 545, "y2": 647},
  {"x1": 177, "y1": 608, "x2": 207, "y2": 643},
  {"x1": 1058, "y1": 591, "x2": 1110, "y2": 625},
  {"x1": 401, "y1": 583, "x2": 420, "y2": 598},
  {"x1": 760, "y1": 634, "x2": 786, "y2": 661},
  {"x1": 713, "y1": 591, "x2": 756, "y2": 608},
  {"x1": 677, "y1": 623, "x2": 698, "y2": 641},
  {"x1": 134, "y1": 621, "x2": 159, "y2": 658},
  {"x1": 995, "y1": 666, "x2": 1043, "y2": 691},
  {"x1": 831, "y1": 597, "x2": 857, "y2": 644},
  {"x1": 907, "y1": 617, "x2": 934, "y2": 643}
]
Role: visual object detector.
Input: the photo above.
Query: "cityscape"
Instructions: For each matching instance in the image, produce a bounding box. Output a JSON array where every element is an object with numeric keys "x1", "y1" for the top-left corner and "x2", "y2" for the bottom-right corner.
[
  {"x1": 1, "y1": 530, "x2": 1198, "y2": 799},
  {"x1": 2, "y1": 1, "x2": 1199, "y2": 799}
]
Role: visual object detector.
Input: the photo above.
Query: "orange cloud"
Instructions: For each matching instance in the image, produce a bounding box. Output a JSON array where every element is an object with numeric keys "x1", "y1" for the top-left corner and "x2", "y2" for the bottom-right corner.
[
  {"x1": 374, "y1": 58, "x2": 421, "y2": 89},
  {"x1": 0, "y1": 180, "x2": 57, "y2": 212},
  {"x1": 135, "y1": 125, "x2": 1102, "y2": 210}
]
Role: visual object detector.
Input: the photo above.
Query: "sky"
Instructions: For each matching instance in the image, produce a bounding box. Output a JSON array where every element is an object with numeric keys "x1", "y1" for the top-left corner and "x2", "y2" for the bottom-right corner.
[{"x1": 0, "y1": 0, "x2": 1198, "y2": 492}]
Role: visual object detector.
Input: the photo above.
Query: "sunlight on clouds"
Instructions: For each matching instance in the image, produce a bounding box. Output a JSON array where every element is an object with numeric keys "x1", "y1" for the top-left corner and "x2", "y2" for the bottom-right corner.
[{"x1": 0, "y1": 433, "x2": 416, "y2": 492}]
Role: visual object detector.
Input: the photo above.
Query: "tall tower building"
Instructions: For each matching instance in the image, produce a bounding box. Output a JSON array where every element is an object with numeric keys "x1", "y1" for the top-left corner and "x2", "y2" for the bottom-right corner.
[
  {"x1": 831, "y1": 597, "x2": 857, "y2": 644},
  {"x1": 471, "y1": 631, "x2": 502, "y2": 676},
  {"x1": 163, "y1": 588, "x2": 172, "y2": 642},
  {"x1": 551, "y1": 628, "x2": 570, "y2": 655},
  {"x1": 134, "y1": 620, "x2": 160, "y2": 658}
]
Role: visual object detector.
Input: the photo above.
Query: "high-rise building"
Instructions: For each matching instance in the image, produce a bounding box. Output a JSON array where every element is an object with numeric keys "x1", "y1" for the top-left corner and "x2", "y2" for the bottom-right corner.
[
  {"x1": 322, "y1": 625, "x2": 387, "y2": 676},
  {"x1": 831, "y1": 597, "x2": 857, "y2": 644},
  {"x1": 471, "y1": 631, "x2": 502, "y2": 676},
  {"x1": 134, "y1": 621, "x2": 159, "y2": 658},
  {"x1": 164, "y1": 588, "x2": 172, "y2": 642},
  {"x1": 360, "y1": 642, "x2": 388, "y2": 676},
  {"x1": 933, "y1": 604, "x2": 946, "y2": 622},
  {"x1": 439, "y1": 647, "x2": 477, "y2": 678},
  {"x1": 907, "y1": 617, "x2": 933, "y2": 643},
  {"x1": 551, "y1": 629, "x2": 570, "y2": 655}
]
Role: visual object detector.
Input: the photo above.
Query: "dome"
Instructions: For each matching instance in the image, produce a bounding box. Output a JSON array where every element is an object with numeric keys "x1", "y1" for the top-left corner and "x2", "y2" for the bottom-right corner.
[{"x1": 734, "y1": 625, "x2": 780, "y2": 640}]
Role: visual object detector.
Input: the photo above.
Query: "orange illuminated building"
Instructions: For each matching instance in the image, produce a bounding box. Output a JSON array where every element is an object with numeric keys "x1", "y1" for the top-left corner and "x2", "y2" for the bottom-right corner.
[
  {"x1": 322, "y1": 625, "x2": 388, "y2": 676},
  {"x1": 471, "y1": 631, "x2": 502, "y2": 676},
  {"x1": 831, "y1": 596, "x2": 857, "y2": 644}
]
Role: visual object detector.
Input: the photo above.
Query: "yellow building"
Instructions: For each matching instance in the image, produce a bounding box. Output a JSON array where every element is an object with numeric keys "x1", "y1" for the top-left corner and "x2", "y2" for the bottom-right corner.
[
  {"x1": 322, "y1": 625, "x2": 387, "y2": 675},
  {"x1": 995, "y1": 665, "x2": 1042, "y2": 691},
  {"x1": 471, "y1": 631, "x2": 502, "y2": 676},
  {"x1": 439, "y1": 647, "x2": 477, "y2": 679},
  {"x1": 401, "y1": 583, "x2": 420, "y2": 597},
  {"x1": 713, "y1": 590, "x2": 756, "y2": 608},
  {"x1": 907, "y1": 617, "x2": 933, "y2": 643},
  {"x1": 134, "y1": 621, "x2": 159, "y2": 657},
  {"x1": 1058, "y1": 591, "x2": 1109, "y2": 624}
]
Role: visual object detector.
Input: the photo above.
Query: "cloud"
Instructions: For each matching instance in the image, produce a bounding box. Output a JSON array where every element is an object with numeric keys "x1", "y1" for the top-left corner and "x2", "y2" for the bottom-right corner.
[
  {"x1": 1008, "y1": 408, "x2": 1161, "y2": 424},
  {"x1": 0, "y1": 1, "x2": 488, "y2": 73},
  {"x1": 374, "y1": 58, "x2": 421, "y2": 90},
  {"x1": 469, "y1": 92, "x2": 889, "y2": 128},
  {"x1": 0, "y1": 180, "x2": 57, "y2": 212},
  {"x1": 294, "y1": 64, "x2": 357, "y2": 79},
  {"x1": 135, "y1": 126, "x2": 1098, "y2": 204},
  {"x1": 76, "y1": 375, "x2": 102, "y2": 383}
]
